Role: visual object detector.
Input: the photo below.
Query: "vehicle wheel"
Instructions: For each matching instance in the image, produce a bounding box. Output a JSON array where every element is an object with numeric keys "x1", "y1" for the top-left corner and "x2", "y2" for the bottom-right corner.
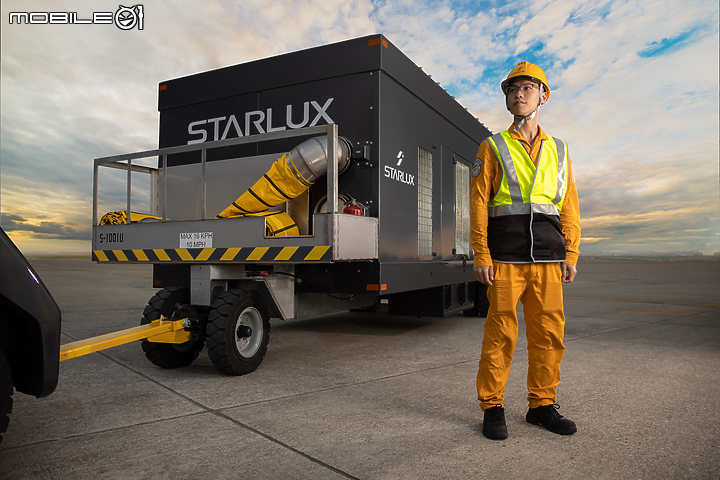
[
  {"x1": 463, "y1": 282, "x2": 490, "y2": 318},
  {"x1": 206, "y1": 289, "x2": 270, "y2": 376},
  {"x1": 140, "y1": 287, "x2": 204, "y2": 368},
  {"x1": 476, "y1": 282, "x2": 490, "y2": 317},
  {"x1": 0, "y1": 349, "x2": 13, "y2": 446}
]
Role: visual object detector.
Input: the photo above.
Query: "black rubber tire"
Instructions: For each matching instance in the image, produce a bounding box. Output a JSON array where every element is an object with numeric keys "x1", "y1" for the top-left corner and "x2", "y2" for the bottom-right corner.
[
  {"x1": 206, "y1": 289, "x2": 270, "y2": 376},
  {"x1": 140, "y1": 287, "x2": 204, "y2": 368},
  {"x1": 463, "y1": 282, "x2": 490, "y2": 318},
  {"x1": 476, "y1": 282, "x2": 490, "y2": 317},
  {"x1": 0, "y1": 349, "x2": 14, "y2": 446}
]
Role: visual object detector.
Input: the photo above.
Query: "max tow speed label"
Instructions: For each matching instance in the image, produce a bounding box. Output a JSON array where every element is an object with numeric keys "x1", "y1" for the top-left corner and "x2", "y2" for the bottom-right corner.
[{"x1": 179, "y1": 232, "x2": 213, "y2": 248}]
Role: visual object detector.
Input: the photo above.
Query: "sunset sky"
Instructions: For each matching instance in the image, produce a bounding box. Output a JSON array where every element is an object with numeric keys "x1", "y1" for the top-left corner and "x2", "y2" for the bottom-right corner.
[{"x1": 1, "y1": 0, "x2": 718, "y2": 255}]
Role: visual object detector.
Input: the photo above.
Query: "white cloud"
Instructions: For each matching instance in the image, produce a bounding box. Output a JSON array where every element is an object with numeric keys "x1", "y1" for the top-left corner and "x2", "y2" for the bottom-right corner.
[{"x1": 1, "y1": 0, "x2": 718, "y2": 254}]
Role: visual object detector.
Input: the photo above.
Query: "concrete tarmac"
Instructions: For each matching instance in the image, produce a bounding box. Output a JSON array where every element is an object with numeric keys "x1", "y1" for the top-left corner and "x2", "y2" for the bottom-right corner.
[{"x1": 1, "y1": 258, "x2": 718, "y2": 479}]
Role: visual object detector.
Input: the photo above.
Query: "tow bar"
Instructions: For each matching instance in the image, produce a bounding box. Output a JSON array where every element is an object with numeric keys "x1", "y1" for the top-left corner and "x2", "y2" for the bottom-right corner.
[{"x1": 59, "y1": 317, "x2": 193, "y2": 361}]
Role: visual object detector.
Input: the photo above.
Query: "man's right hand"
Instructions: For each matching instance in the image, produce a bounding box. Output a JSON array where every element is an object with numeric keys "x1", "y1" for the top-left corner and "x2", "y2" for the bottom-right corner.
[{"x1": 474, "y1": 265, "x2": 494, "y2": 286}]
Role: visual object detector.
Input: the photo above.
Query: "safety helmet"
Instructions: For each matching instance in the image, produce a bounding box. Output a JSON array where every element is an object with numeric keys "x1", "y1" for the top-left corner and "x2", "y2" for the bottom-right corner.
[{"x1": 501, "y1": 61, "x2": 551, "y2": 99}]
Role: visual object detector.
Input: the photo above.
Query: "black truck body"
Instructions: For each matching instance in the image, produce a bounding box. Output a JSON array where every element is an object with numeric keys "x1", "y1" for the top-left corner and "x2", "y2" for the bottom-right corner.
[
  {"x1": 0, "y1": 227, "x2": 62, "y2": 443},
  {"x1": 93, "y1": 34, "x2": 491, "y2": 316},
  {"x1": 90, "y1": 35, "x2": 490, "y2": 375}
]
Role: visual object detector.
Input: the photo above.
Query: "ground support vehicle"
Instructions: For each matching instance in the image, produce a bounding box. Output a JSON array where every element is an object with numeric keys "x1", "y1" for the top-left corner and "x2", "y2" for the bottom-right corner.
[
  {"x1": 0, "y1": 228, "x2": 62, "y2": 445},
  {"x1": 90, "y1": 35, "x2": 491, "y2": 376}
]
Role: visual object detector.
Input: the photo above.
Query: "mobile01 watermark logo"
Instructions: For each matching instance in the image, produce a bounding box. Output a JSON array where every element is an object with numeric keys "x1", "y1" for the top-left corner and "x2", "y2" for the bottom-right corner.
[{"x1": 9, "y1": 5, "x2": 144, "y2": 30}]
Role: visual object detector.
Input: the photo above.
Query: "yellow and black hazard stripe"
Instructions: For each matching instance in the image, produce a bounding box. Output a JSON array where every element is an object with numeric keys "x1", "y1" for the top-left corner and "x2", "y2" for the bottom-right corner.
[{"x1": 93, "y1": 245, "x2": 332, "y2": 263}]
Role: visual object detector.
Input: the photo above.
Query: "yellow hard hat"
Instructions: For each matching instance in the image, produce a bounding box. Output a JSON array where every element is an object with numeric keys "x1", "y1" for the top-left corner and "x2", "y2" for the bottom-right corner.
[{"x1": 501, "y1": 61, "x2": 551, "y2": 99}]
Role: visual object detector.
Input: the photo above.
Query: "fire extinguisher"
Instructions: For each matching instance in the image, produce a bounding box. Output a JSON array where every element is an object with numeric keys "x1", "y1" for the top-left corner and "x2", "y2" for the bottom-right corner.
[{"x1": 343, "y1": 200, "x2": 363, "y2": 216}]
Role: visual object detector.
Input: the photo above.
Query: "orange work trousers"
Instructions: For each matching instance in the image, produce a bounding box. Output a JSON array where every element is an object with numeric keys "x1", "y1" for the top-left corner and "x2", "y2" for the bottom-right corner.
[{"x1": 477, "y1": 262, "x2": 566, "y2": 411}]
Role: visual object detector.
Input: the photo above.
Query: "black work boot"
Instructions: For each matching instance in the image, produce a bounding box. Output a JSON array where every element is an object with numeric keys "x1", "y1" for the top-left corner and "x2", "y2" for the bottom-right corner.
[
  {"x1": 482, "y1": 406, "x2": 508, "y2": 440},
  {"x1": 526, "y1": 404, "x2": 577, "y2": 435}
]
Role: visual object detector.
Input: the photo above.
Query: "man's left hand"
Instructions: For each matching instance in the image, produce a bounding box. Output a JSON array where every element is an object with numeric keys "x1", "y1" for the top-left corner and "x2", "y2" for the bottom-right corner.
[{"x1": 561, "y1": 263, "x2": 577, "y2": 283}]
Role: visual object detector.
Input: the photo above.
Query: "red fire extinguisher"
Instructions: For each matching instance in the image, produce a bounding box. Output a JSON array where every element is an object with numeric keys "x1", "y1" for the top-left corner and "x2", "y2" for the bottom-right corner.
[{"x1": 343, "y1": 200, "x2": 363, "y2": 216}]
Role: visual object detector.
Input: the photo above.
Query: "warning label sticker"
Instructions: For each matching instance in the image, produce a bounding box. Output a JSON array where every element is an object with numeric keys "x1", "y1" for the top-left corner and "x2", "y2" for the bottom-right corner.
[{"x1": 179, "y1": 232, "x2": 213, "y2": 248}]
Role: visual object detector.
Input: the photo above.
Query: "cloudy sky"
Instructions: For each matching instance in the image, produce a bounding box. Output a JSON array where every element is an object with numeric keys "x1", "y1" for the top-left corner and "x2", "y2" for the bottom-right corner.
[{"x1": 1, "y1": 0, "x2": 718, "y2": 255}]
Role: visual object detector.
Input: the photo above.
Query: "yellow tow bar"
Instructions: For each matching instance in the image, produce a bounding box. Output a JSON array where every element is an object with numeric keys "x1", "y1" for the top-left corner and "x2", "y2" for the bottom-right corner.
[{"x1": 59, "y1": 318, "x2": 193, "y2": 361}]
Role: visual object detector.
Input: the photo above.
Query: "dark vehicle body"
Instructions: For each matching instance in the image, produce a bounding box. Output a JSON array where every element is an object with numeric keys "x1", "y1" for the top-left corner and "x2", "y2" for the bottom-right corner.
[
  {"x1": 0, "y1": 227, "x2": 62, "y2": 443},
  {"x1": 90, "y1": 35, "x2": 490, "y2": 376}
]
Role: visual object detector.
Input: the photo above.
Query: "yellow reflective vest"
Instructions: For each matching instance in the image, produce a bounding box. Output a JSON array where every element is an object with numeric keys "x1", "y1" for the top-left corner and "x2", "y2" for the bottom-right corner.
[{"x1": 486, "y1": 130, "x2": 569, "y2": 263}]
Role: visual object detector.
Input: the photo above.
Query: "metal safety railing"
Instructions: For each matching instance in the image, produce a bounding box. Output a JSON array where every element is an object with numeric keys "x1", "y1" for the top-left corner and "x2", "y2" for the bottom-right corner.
[{"x1": 92, "y1": 124, "x2": 341, "y2": 226}]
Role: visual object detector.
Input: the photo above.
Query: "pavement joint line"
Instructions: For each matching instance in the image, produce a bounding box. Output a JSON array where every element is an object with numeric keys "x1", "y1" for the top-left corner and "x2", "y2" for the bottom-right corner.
[
  {"x1": 0, "y1": 411, "x2": 209, "y2": 452},
  {"x1": 90, "y1": 350, "x2": 360, "y2": 480},
  {"x1": 61, "y1": 332, "x2": 80, "y2": 342},
  {"x1": 39, "y1": 336, "x2": 359, "y2": 478},
  {"x1": 48, "y1": 302, "x2": 711, "y2": 469},
  {"x1": 19, "y1": 312, "x2": 695, "y2": 456},
  {"x1": 211, "y1": 410, "x2": 361, "y2": 480},
  {"x1": 219, "y1": 359, "x2": 477, "y2": 409},
  {"x1": 52, "y1": 342, "x2": 472, "y2": 477},
  {"x1": 59, "y1": 312, "x2": 696, "y2": 412},
  {"x1": 619, "y1": 311, "x2": 707, "y2": 315},
  {"x1": 562, "y1": 315, "x2": 690, "y2": 342},
  {"x1": 565, "y1": 296, "x2": 720, "y2": 307}
]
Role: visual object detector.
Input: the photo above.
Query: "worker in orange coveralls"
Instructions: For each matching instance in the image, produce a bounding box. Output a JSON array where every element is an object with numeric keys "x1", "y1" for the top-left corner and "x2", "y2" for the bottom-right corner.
[{"x1": 471, "y1": 61, "x2": 581, "y2": 440}]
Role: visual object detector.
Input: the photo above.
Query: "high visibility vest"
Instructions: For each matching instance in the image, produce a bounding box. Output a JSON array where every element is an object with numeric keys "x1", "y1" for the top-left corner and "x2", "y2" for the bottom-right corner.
[{"x1": 486, "y1": 131, "x2": 569, "y2": 263}]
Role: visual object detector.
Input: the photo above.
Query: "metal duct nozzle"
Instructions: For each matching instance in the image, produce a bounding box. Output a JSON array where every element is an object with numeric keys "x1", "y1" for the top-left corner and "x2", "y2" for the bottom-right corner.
[
  {"x1": 216, "y1": 134, "x2": 353, "y2": 220},
  {"x1": 287, "y1": 136, "x2": 352, "y2": 185}
]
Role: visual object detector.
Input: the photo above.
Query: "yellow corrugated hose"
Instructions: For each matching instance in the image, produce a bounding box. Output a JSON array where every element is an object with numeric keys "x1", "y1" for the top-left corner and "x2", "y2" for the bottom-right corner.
[
  {"x1": 216, "y1": 153, "x2": 310, "y2": 217},
  {"x1": 216, "y1": 152, "x2": 308, "y2": 236},
  {"x1": 99, "y1": 211, "x2": 162, "y2": 225},
  {"x1": 101, "y1": 150, "x2": 311, "y2": 236},
  {"x1": 252, "y1": 211, "x2": 299, "y2": 237}
]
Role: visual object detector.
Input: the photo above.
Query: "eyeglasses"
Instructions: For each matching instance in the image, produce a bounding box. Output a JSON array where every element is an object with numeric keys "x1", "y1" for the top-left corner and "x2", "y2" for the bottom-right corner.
[{"x1": 505, "y1": 83, "x2": 539, "y2": 96}]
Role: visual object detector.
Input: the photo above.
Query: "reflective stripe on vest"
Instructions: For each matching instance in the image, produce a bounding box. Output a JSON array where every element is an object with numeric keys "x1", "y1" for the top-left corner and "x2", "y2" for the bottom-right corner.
[{"x1": 487, "y1": 131, "x2": 568, "y2": 217}]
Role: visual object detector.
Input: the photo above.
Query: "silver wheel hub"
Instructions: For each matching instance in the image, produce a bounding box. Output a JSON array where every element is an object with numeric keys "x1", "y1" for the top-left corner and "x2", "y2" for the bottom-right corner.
[{"x1": 234, "y1": 306, "x2": 263, "y2": 357}]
